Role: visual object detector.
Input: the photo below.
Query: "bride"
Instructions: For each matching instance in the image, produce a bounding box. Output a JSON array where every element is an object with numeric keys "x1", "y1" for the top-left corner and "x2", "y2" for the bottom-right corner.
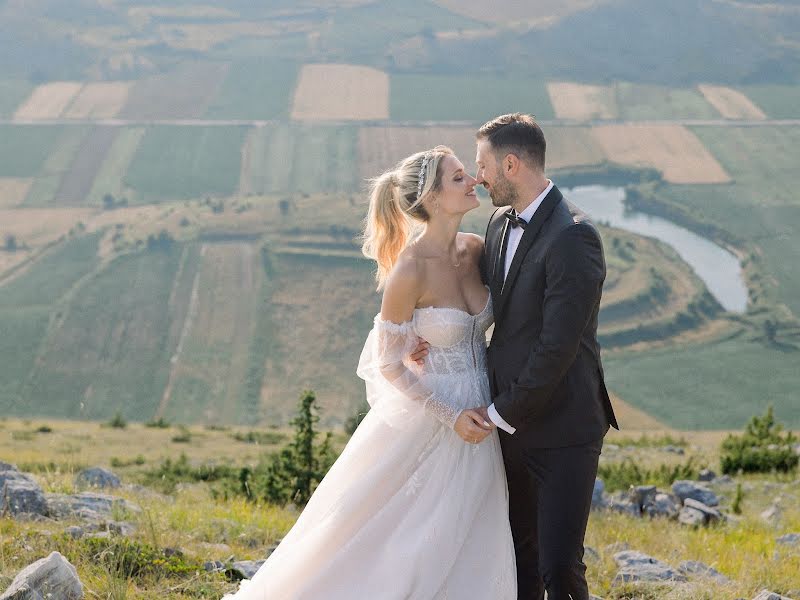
[{"x1": 222, "y1": 146, "x2": 516, "y2": 599}]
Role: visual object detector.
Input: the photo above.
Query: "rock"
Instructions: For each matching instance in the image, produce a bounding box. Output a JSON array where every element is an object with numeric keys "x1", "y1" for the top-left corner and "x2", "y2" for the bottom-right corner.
[
  {"x1": 672, "y1": 480, "x2": 719, "y2": 507},
  {"x1": 204, "y1": 560, "x2": 226, "y2": 573},
  {"x1": 0, "y1": 475, "x2": 48, "y2": 517},
  {"x1": 108, "y1": 521, "x2": 137, "y2": 536},
  {"x1": 227, "y1": 560, "x2": 266, "y2": 580},
  {"x1": 584, "y1": 546, "x2": 600, "y2": 563},
  {"x1": 698, "y1": 469, "x2": 716, "y2": 482},
  {"x1": 678, "y1": 506, "x2": 707, "y2": 527},
  {"x1": 716, "y1": 474, "x2": 734, "y2": 484},
  {"x1": 64, "y1": 526, "x2": 85, "y2": 540},
  {"x1": 643, "y1": 493, "x2": 680, "y2": 520},
  {"x1": 608, "y1": 494, "x2": 641, "y2": 517},
  {"x1": 45, "y1": 492, "x2": 140, "y2": 521},
  {"x1": 678, "y1": 560, "x2": 731, "y2": 583},
  {"x1": 683, "y1": 498, "x2": 724, "y2": 525},
  {"x1": 592, "y1": 478, "x2": 606, "y2": 509},
  {"x1": 664, "y1": 445, "x2": 685, "y2": 455},
  {"x1": 776, "y1": 533, "x2": 800, "y2": 547},
  {"x1": 0, "y1": 551, "x2": 83, "y2": 600},
  {"x1": 75, "y1": 467, "x2": 120, "y2": 490},
  {"x1": 751, "y1": 590, "x2": 793, "y2": 600},
  {"x1": 761, "y1": 504, "x2": 782, "y2": 526},
  {"x1": 0, "y1": 462, "x2": 19, "y2": 472},
  {"x1": 629, "y1": 485, "x2": 657, "y2": 511},
  {"x1": 612, "y1": 550, "x2": 686, "y2": 585}
]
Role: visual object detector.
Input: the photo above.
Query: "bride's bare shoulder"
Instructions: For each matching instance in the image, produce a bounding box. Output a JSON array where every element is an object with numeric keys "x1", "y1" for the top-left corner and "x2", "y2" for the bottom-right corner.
[{"x1": 381, "y1": 252, "x2": 425, "y2": 322}]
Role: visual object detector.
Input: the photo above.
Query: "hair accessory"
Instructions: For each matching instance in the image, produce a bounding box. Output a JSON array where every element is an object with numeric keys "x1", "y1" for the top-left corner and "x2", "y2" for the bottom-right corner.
[{"x1": 416, "y1": 153, "x2": 431, "y2": 199}]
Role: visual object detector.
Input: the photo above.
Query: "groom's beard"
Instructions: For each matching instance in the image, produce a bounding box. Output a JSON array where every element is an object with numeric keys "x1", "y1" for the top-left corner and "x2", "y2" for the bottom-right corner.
[{"x1": 487, "y1": 171, "x2": 518, "y2": 207}]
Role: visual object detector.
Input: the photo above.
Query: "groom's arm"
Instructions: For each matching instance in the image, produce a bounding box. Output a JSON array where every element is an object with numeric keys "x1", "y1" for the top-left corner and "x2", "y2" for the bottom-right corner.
[{"x1": 491, "y1": 222, "x2": 605, "y2": 430}]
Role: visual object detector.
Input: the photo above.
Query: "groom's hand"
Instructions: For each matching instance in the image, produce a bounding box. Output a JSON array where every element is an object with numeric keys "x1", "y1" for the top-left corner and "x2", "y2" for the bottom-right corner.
[
  {"x1": 409, "y1": 336, "x2": 430, "y2": 366},
  {"x1": 454, "y1": 409, "x2": 493, "y2": 444}
]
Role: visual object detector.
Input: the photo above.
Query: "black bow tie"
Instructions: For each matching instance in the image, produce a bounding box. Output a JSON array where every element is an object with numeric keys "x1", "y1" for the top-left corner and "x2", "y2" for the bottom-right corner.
[{"x1": 504, "y1": 210, "x2": 528, "y2": 229}]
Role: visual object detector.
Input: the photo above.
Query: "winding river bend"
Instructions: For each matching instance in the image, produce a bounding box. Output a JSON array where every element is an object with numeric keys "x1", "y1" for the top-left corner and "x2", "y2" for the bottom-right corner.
[{"x1": 568, "y1": 185, "x2": 748, "y2": 314}]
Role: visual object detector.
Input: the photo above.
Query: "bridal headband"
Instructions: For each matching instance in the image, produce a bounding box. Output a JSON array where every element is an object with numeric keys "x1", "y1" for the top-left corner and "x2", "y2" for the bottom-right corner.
[{"x1": 416, "y1": 153, "x2": 431, "y2": 200}]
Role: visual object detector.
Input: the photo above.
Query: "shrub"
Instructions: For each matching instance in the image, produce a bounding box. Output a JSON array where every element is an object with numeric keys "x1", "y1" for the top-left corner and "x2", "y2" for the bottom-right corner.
[
  {"x1": 107, "y1": 411, "x2": 127, "y2": 429},
  {"x1": 720, "y1": 406, "x2": 798, "y2": 475},
  {"x1": 597, "y1": 457, "x2": 701, "y2": 492},
  {"x1": 145, "y1": 417, "x2": 171, "y2": 428}
]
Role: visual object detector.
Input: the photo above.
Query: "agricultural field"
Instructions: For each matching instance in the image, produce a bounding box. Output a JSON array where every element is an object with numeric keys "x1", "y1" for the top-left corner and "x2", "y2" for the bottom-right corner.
[
  {"x1": 0, "y1": 126, "x2": 66, "y2": 178},
  {"x1": 0, "y1": 178, "x2": 32, "y2": 208},
  {"x1": 12, "y1": 82, "x2": 83, "y2": 120},
  {"x1": 291, "y1": 64, "x2": 390, "y2": 121},
  {"x1": 591, "y1": 124, "x2": 730, "y2": 184},
  {"x1": 697, "y1": 84, "x2": 766, "y2": 120},
  {"x1": 203, "y1": 59, "x2": 299, "y2": 120},
  {"x1": 0, "y1": 80, "x2": 33, "y2": 118},
  {"x1": 547, "y1": 81, "x2": 618, "y2": 120},
  {"x1": 613, "y1": 82, "x2": 719, "y2": 120},
  {"x1": 240, "y1": 124, "x2": 358, "y2": 195},
  {"x1": 604, "y1": 335, "x2": 800, "y2": 429},
  {"x1": 53, "y1": 127, "x2": 120, "y2": 205},
  {"x1": 62, "y1": 81, "x2": 133, "y2": 119},
  {"x1": 544, "y1": 126, "x2": 605, "y2": 171},
  {"x1": 118, "y1": 62, "x2": 229, "y2": 120},
  {"x1": 86, "y1": 127, "x2": 146, "y2": 206},
  {"x1": 740, "y1": 84, "x2": 800, "y2": 119},
  {"x1": 22, "y1": 127, "x2": 91, "y2": 206},
  {"x1": 390, "y1": 74, "x2": 555, "y2": 121},
  {"x1": 124, "y1": 126, "x2": 248, "y2": 202}
]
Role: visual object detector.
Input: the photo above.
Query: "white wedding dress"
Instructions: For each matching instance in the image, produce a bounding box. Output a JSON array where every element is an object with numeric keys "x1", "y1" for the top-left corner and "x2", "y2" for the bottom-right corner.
[{"x1": 222, "y1": 286, "x2": 516, "y2": 599}]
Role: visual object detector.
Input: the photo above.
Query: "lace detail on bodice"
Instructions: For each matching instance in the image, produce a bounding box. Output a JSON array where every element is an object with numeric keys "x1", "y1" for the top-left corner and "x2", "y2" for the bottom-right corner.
[
  {"x1": 356, "y1": 286, "x2": 494, "y2": 430},
  {"x1": 413, "y1": 288, "x2": 493, "y2": 377}
]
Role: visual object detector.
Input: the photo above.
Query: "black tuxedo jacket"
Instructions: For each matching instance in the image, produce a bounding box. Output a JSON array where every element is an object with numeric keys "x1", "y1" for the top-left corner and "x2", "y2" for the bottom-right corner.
[{"x1": 480, "y1": 185, "x2": 618, "y2": 448}]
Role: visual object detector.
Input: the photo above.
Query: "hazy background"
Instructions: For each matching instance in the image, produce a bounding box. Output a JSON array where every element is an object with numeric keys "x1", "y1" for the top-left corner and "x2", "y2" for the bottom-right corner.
[{"x1": 1, "y1": 0, "x2": 798, "y2": 431}]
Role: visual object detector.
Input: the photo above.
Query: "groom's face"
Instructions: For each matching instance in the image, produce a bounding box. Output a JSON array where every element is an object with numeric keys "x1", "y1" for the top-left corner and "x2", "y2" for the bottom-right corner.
[{"x1": 476, "y1": 140, "x2": 517, "y2": 208}]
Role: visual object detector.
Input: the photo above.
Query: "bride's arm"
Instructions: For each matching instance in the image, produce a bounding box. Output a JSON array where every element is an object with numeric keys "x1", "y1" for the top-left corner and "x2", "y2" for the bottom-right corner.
[{"x1": 377, "y1": 260, "x2": 491, "y2": 441}]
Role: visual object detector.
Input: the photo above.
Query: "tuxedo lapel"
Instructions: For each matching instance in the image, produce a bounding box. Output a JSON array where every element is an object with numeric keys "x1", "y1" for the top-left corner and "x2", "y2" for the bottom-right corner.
[
  {"x1": 495, "y1": 186, "x2": 563, "y2": 320},
  {"x1": 491, "y1": 217, "x2": 510, "y2": 299}
]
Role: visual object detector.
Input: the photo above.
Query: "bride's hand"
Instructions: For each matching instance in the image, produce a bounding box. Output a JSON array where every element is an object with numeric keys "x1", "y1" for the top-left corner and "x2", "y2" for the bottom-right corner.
[
  {"x1": 409, "y1": 336, "x2": 429, "y2": 366},
  {"x1": 454, "y1": 409, "x2": 493, "y2": 444}
]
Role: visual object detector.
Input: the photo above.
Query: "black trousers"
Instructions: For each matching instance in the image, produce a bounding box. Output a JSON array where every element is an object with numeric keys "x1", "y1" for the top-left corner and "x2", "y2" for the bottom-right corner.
[{"x1": 499, "y1": 433, "x2": 603, "y2": 600}]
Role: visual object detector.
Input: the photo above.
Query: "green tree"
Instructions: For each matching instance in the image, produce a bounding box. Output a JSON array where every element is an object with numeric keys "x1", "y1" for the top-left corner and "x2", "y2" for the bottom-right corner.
[
  {"x1": 720, "y1": 406, "x2": 798, "y2": 474},
  {"x1": 254, "y1": 390, "x2": 337, "y2": 505}
]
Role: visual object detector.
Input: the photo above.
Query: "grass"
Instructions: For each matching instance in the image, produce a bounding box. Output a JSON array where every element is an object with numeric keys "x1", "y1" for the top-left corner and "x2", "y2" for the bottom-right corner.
[
  {"x1": 390, "y1": 74, "x2": 555, "y2": 121},
  {"x1": 203, "y1": 59, "x2": 299, "y2": 120},
  {"x1": 604, "y1": 336, "x2": 800, "y2": 430},
  {"x1": 19, "y1": 245, "x2": 183, "y2": 422},
  {"x1": 0, "y1": 418, "x2": 797, "y2": 598},
  {"x1": 124, "y1": 126, "x2": 249, "y2": 202}
]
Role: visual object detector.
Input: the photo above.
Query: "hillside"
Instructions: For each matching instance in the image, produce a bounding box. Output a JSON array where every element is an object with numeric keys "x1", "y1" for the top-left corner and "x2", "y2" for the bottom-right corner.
[{"x1": 0, "y1": 0, "x2": 798, "y2": 430}]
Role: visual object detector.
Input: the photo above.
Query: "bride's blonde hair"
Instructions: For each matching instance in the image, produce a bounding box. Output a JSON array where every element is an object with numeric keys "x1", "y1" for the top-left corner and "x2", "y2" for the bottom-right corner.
[{"x1": 361, "y1": 146, "x2": 453, "y2": 290}]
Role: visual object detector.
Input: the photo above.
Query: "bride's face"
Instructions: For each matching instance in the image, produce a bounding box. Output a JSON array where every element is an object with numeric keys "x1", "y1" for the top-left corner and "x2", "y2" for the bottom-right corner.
[{"x1": 429, "y1": 154, "x2": 479, "y2": 216}]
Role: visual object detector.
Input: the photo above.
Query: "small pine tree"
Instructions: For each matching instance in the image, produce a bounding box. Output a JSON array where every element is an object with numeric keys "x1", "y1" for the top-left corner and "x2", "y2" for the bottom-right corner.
[{"x1": 720, "y1": 406, "x2": 798, "y2": 474}]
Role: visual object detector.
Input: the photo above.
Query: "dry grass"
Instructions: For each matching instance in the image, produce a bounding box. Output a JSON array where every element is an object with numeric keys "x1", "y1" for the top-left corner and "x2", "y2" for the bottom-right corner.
[
  {"x1": 433, "y1": 0, "x2": 611, "y2": 27},
  {"x1": 13, "y1": 82, "x2": 84, "y2": 120},
  {"x1": 591, "y1": 124, "x2": 731, "y2": 184},
  {"x1": 62, "y1": 82, "x2": 133, "y2": 119},
  {"x1": 698, "y1": 84, "x2": 767, "y2": 120},
  {"x1": 155, "y1": 22, "x2": 294, "y2": 52},
  {"x1": 548, "y1": 81, "x2": 618, "y2": 120},
  {"x1": 357, "y1": 126, "x2": 478, "y2": 181},
  {"x1": 606, "y1": 392, "x2": 669, "y2": 431},
  {"x1": 0, "y1": 177, "x2": 32, "y2": 208},
  {"x1": 291, "y1": 64, "x2": 390, "y2": 121},
  {"x1": 545, "y1": 126, "x2": 606, "y2": 170}
]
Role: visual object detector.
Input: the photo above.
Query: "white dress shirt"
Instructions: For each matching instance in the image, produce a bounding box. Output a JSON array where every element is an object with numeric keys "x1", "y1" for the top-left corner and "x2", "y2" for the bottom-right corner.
[{"x1": 487, "y1": 180, "x2": 554, "y2": 435}]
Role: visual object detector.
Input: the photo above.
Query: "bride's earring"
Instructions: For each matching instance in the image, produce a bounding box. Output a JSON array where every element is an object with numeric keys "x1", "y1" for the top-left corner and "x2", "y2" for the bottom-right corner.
[{"x1": 434, "y1": 199, "x2": 440, "y2": 215}]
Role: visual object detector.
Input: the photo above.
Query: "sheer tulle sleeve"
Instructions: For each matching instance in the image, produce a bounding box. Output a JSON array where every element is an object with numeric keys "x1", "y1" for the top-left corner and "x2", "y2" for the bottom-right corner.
[{"x1": 357, "y1": 314, "x2": 461, "y2": 430}]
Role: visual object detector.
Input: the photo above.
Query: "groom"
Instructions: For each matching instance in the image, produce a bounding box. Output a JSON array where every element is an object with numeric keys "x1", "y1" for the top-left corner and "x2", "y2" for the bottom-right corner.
[{"x1": 414, "y1": 113, "x2": 618, "y2": 600}]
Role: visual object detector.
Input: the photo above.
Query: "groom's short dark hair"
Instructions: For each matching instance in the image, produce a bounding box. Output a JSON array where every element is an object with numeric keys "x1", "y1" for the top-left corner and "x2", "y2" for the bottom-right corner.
[{"x1": 477, "y1": 113, "x2": 546, "y2": 172}]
